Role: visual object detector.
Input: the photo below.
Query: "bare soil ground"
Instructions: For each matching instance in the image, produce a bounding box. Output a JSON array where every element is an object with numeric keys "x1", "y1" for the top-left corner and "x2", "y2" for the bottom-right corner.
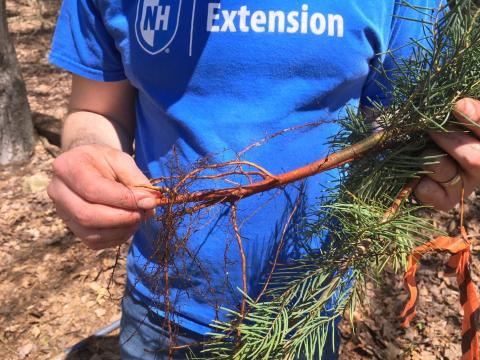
[
  {"x1": 338, "y1": 202, "x2": 480, "y2": 360},
  {"x1": 1, "y1": 1, "x2": 480, "y2": 359},
  {"x1": 1, "y1": 2, "x2": 124, "y2": 359}
]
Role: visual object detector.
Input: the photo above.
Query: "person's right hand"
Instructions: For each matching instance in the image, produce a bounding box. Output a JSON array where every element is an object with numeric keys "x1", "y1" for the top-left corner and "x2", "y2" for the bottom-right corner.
[{"x1": 47, "y1": 144, "x2": 158, "y2": 250}]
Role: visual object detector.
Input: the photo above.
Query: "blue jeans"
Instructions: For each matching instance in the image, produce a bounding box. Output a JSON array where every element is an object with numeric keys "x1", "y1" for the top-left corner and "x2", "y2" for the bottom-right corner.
[
  {"x1": 119, "y1": 293, "x2": 204, "y2": 359},
  {"x1": 119, "y1": 291, "x2": 340, "y2": 359}
]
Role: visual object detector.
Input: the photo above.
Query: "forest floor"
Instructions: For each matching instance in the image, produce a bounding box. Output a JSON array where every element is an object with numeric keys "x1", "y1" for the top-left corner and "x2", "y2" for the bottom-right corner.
[{"x1": 2, "y1": 1, "x2": 480, "y2": 359}]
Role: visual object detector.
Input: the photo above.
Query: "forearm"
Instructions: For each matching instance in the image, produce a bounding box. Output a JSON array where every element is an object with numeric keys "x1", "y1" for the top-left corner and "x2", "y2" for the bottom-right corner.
[
  {"x1": 61, "y1": 76, "x2": 137, "y2": 153},
  {"x1": 62, "y1": 111, "x2": 134, "y2": 153}
]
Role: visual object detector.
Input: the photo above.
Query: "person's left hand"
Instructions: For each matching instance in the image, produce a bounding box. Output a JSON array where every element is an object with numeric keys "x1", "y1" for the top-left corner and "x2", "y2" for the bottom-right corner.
[{"x1": 415, "y1": 97, "x2": 480, "y2": 211}]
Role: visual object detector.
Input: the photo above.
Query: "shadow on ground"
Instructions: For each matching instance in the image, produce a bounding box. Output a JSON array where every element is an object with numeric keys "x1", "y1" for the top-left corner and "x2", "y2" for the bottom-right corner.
[{"x1": 65, "y1": 335, "x2": 120, "y2": 360}]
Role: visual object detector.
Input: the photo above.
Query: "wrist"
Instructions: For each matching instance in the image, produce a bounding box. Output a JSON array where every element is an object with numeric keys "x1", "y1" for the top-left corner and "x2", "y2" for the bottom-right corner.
[{"x1": 62, "y1": 111, "x2": 134, "y2": 153}]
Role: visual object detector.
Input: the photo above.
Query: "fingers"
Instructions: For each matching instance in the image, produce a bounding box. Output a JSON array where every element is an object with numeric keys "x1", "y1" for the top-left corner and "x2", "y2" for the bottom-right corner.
[
  {"x1": 103, "y1": 147, "x2": 150, "y2": 186},
  {"x1": 421, "y1": 98, "x2": 480, "y2": 211},
  {"x1": 421, "y1": 148, "x2": 458, "y2": 183},
  {"x1": 414, "y1": 148, "x2": 465, "y2": 211},
  {"x1": 49, "y1": 176, "x2": 150, "y2": 250},
  {"x1": 49, "y1": 177, "x2": 145, "y2": 229},
  {"x1": 453, "y1": 98, "x2": 480, "y2": 136},
  {"x1": 448, "y1": 98, "x2": 480, "y2": 182},
  {"x1": 48, "y1": 144, "x2": 158, "y2": 250},
  {"x1": 415, "y1": 177, "x2": 453, "y2": 211},
  {"x1": 53, "y1": 145, "x2": 157, "y2": 211},
  {"x1": 65, "y1": 221, "x2": 138, "y2": 250},
  {"x1": 428, "y1": 130, "x2": 480, "y2": 183}
]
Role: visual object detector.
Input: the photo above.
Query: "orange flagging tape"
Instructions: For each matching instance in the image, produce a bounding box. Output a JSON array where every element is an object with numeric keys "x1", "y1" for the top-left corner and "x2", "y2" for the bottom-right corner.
[{"x1": 400, "y1": 226, "x2": 479, "y2": 360}]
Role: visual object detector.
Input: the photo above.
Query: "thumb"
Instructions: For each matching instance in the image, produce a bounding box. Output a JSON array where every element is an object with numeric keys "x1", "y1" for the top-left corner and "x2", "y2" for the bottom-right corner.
[
  {"x1": 453, "y1": 97, "x2": 480, "y2": 136},
  {"x1": 105, "y1": 150, "x2": 158, "y2": 210}
]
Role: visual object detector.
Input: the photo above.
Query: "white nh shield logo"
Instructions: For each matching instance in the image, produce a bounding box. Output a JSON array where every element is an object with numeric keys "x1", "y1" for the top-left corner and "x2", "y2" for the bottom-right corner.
[{"x1": 135, "y1": 0, "x2": 182, "y2": 55}]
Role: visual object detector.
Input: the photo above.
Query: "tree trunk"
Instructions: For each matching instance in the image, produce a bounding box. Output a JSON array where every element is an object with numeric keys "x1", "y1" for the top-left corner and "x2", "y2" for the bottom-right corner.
[{"x1": 0, "y1": 0, "x2": 34, "y2": 165}]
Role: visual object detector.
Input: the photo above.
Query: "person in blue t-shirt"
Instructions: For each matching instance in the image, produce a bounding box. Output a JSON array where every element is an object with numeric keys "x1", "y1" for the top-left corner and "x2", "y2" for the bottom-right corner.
[{"x1": 47, "y1": 1, "x2": 480, "y2": 359}]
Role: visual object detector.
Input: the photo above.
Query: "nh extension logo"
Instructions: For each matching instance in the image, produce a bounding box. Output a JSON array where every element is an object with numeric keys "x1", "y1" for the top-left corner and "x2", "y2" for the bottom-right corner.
[{"x1": 135, "y1": 0, "x2": 182, "y2": 55}]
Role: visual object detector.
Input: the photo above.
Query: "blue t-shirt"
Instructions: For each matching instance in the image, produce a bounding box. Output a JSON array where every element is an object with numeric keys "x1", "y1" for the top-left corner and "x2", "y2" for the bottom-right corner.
[{"x1": 50, "y1": 0, "x2": 439, "y2": 334}]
